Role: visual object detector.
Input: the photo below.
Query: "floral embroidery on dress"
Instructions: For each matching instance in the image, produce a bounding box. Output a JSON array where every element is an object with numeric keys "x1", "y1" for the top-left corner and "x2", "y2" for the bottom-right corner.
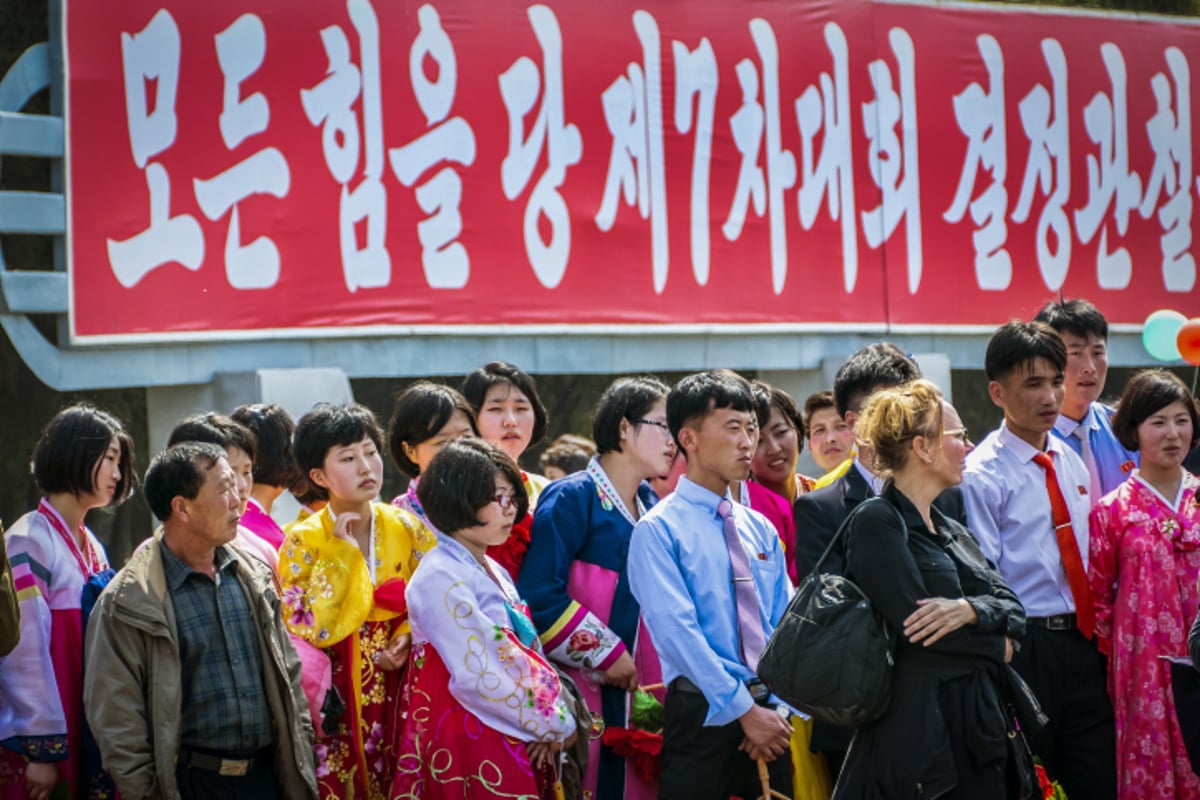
[
  {"x1": 1089, "y1": 473, "x2": 1200, "y2": 800},
  {"x1": 564, "y1": 615, "x2": 619, "y2": 669}
]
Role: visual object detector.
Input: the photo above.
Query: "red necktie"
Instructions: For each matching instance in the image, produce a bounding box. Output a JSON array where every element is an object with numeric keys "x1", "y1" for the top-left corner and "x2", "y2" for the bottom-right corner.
[{"x1": 1032, "y1": 452, "x2": 1095, "y2": 639}]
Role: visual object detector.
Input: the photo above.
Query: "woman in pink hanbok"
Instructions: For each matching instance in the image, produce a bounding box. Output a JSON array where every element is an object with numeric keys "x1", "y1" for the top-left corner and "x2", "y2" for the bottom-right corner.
[
  {"x1": 0, "y1": 405, "x2": 135, "y2": 800},
  {"x1": 1090, "y1": 369, "x2": 1200, "y2": 800},
  {"x1": 231, "y1": 403, "x2": 300, "y2": 559}
]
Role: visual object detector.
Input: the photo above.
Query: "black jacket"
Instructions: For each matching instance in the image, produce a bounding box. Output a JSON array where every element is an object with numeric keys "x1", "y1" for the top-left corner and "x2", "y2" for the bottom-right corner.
[
  {"x1": 793, "y1": 471, "x2": 970, "y2": 756},
  {"x1": 794, "y1": 467, "x2": 968, "y2": 579},
  {"x1": 833, "y1": 486, "x2": 1026, "y2": 800}
]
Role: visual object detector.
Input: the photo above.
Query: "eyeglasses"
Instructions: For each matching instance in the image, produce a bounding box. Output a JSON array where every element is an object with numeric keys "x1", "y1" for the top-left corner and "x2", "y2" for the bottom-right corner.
[
  {"x1": 943, "y1": 427, "x2": 970, "y2": 443},
  {"x1": 493, "y1": 493, "x2": 518, "y2": 510},
  {"x1": 634, "y1": 418, "x2": 671, "y2": 434}
]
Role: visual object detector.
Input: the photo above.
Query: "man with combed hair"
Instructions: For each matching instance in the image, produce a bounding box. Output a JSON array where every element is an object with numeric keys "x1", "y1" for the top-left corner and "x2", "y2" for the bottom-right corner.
[
  {"x1": 1034, "y1": 297, "x2": 1138, "y2": 501},
  {"x1": 84, "y1": 442, "x2": 317, "y2": 800},
  {"x1": 629, "y1": 371, "x2": 794, "y2": 799},
  {"x1": 963, "y1": 321, "x2": 1116, "y2": 800}
]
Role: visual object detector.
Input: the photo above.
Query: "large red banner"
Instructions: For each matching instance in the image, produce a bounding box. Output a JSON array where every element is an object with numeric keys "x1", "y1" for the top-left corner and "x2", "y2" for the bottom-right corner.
[{"x1": 64, "y1": 0, "x2": 1200, "y2": 342}]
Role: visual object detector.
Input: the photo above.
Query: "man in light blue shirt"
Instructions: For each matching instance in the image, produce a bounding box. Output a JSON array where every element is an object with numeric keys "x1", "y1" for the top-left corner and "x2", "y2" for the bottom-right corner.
[
  {"x1": 1035, "y1": 298, "x2": 1138, "y2": 500},
  {"x1": 629, "y1": 370, "x2": 793, "y2": 799}
]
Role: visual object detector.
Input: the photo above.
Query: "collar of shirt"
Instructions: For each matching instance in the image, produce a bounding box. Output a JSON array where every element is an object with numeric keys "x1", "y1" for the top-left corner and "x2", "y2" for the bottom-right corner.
[
  {"x1": 997, "y1": 420, "x2": 1072, "y2": 466},
  {"x1": 1131, "y1": 470, "x2": 1188, "y2": 511},
  {"x1": 1053, "y1": 405, "x2": 1101, "y2": 440},
  {"x1": 160, "y1": 540, "x2": 237, "y2": 591},
  {"x1": 852, "y1": 456, "x2": 885, "y2": 495},
  {"x1": 673, "y1": 475, "x2": 731, "y2": 517}
]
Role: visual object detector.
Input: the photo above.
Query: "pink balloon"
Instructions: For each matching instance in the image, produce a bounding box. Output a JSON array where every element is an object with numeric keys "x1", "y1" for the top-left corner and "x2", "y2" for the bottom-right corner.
[{"x1": 1177, "y1": 318, "x2": 1200, "y2": 366}]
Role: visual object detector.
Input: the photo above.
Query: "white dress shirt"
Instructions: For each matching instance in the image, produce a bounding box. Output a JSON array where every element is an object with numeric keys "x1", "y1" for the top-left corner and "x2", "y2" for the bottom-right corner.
[
  {"x1": 962, "y1": 421, "x2": 1093, "y2": 618},
  {"x1": 853, "y1": 456, "x2": 885, "y2": 496}
]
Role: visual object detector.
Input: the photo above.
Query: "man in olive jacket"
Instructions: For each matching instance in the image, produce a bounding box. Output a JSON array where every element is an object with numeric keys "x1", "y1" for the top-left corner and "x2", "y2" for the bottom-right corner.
[{"x1": 84, "y1": 442, "x2": 317, "y2": 800}]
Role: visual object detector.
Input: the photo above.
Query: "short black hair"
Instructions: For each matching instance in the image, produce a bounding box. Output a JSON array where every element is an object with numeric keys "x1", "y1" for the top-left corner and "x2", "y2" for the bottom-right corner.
[
  {"x1": 752, "y1": 380, "x2": 805, "y2": 440},
  {"x1": 144, "y1": 442, "x2": 226, "y2": 522},
  {"x1": 387, "y1": 382, "x2": 479, "y2": 477},
  {"x1": 666, "y1": 370, "x2": 755, "y2": 450},
  {"x1": 294, "y1": 403, "x2": 384, "y2": 501},
  {"x1": 231, "y1": 404, "x2": 299, "y2": 489},
  {"x1": 833, "y1": 344, "x2": 921, "y2": 417},
  {"x1": 288, "y1": 473, "x2": 327, "y2": 507},
  {"x1": 539, "y1": 443, "x2": 592, "y2": 475},
  {"x1": 591, "y1": 376, "x2": 671, "y2": 455},
  {"x1": 417, "y1": 438, "x2": 529, "y2": 535},
  {"x1": 460, "y1": 361, "x2": 549, "y2": 448},
  {"x1": 168, "y1": 413, "x2": 258, "y2": 465},
  {"x1": 985, "y1": 321, "x2": 1067, "y2": 382},
  {"x1": 1033, "y1": 298, "x2": 1108, "y2": 341},
  {"x1": 802, "y1": 391, "x2": 837, "y2": 432},
  {"x1": 31, "y1": 404, "x2": 136, "y2": 505},
  {"x1": 1111, "y1": 369, "x2": 1200, "y2": 451}
]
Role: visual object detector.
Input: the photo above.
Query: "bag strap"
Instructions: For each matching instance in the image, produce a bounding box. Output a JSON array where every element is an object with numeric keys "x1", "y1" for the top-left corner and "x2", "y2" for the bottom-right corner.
[{"x1": 806, "y1": 494, "x2": 907, "y2": 580}]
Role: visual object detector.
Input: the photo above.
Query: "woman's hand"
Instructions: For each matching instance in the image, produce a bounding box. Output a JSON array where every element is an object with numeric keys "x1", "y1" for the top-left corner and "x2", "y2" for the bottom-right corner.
[
  {"x1": 1004, "y1": 637, "x2": 1014, "y2": 663},
  {"x1": 904, "y1": 597, "x2": 979, "y2": 646},
  {"x1": 602, "y1": 651, "x2": 639, "y2": 692},
  {"x1": 24, "y1": 761, "x2": 57, "y2": 800},
  {"x1": 332, "y1": 512, "x2": 361, "y2": 544},
  {"x1": 526, "y1": 739, "x2": 563, "y2": 770},
  {"x1": 376, "y1": 632, "x2": 412, "y2": 671}
]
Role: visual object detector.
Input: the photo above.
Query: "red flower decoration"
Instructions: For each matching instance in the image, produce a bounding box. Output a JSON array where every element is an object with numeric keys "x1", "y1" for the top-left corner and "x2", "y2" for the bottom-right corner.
[
  {"x1": 569, "y1": 630, "x2": 601, "y2": 653},
  {"x1": 601, "y1": 727, "x2": 663, "y2": 782},
  {"x1": 1035, "y1": 764, "x2": 1054, "y2": 800}
]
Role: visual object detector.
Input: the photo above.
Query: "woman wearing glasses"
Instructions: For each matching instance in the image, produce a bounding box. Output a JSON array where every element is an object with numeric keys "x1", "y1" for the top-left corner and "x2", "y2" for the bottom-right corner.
[
  {"x1": 518, "y1": 377, "x2": 676, "y2": 800},
  {"x1": 835, "y1": 380, "x2": 1025, "y2": 800},
  {"x1": 392, "y1": 439, "x2": 577, "y2": 799}
]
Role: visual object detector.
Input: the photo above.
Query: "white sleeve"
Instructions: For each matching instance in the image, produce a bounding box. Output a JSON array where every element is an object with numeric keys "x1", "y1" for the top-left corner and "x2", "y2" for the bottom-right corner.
[{"x1": 408, "y1": 561, "x2": 576, "y2": 743}]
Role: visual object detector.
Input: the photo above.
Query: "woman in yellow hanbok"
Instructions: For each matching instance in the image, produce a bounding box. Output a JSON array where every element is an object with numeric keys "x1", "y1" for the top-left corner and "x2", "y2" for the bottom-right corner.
[{"x1": 280, "y1": 403, "x2": 435, "y2": 800}]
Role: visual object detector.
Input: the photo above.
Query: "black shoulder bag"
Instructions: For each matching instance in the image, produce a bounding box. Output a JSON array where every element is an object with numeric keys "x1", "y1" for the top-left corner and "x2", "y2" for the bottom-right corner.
[{"x1": 757, "y1": 497, "x2": 899, "y2": 728}]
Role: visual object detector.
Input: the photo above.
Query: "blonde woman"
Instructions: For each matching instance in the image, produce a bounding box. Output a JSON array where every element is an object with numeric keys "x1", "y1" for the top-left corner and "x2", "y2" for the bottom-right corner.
[{"x1": 835, "y1": 380, "x2": 1025, "y2": 799}]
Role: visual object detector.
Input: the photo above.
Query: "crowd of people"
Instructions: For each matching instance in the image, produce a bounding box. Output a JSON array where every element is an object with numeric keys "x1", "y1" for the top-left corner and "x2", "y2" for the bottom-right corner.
[{"x1": 0, "y1": 297, "x2": 1198, "y2": 800}]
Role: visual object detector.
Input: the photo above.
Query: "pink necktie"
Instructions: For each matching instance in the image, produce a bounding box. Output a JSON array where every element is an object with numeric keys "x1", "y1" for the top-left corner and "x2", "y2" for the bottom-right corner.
[
  {"x1": 1072, "y1": 426, "x2": 1103, "y2": 502},
  {"x1": 717, "y1": 499, "x2": 768, "y2": 671}
]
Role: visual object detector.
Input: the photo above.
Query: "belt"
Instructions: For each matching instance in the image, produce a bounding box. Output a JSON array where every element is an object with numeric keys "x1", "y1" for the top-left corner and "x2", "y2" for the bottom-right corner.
[
  {"x1": 177, "y1": 747, "x2": 267, "y2": 777},
  {"x1": 1027, "y1": 613, "x2": 1076, "y2": 631},
  {"x1": 672, "y1": 676, "x2": 771, "y2": 705}
]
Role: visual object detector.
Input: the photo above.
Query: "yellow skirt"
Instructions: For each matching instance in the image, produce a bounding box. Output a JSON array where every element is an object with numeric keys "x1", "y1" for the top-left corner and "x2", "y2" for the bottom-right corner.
[{"x1": 789, "y1": 715, "x2": 832, "y2": 800}]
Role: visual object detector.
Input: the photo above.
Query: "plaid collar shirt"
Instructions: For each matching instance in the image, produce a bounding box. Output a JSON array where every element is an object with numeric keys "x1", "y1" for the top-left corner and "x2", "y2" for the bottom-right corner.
[{"x1": 160, "y1": 541, "x2": 273, "y2": 754}]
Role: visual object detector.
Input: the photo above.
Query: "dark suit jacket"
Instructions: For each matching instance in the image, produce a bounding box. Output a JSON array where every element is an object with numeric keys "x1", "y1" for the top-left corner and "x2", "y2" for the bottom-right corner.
[{"x1": 791, "y1": 467, "x2": 969, "y2": 759}]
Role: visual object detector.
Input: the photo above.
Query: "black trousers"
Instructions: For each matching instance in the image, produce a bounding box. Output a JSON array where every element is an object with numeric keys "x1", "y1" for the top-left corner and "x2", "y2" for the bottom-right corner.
[
  {"x1": 659, "y1": 683, "x2": 793, "y2": 800},
  {"x1": 1011, "y1": 625, "x2": 1116, "y2": 800},
  {"x1": 175, "y1": 748, "x2": 278, "y2": 800}
]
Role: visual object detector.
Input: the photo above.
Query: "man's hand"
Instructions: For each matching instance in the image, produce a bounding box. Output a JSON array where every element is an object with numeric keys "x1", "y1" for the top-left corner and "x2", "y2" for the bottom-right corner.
[
  {"x1": 737, "y1": 704, "x2": 792, "y2": 762},
  {"x1": 25, "y1": 761, "x2": 57, "y2": 800},
  {"x1": 1005, "y1": 637, "x2": 1014, "y2": 664},
  {"x1": 602, "y1": 651, "x2": 639, "y2": 692},
  {"x1": 904, "y1": 597, "x2": 978, "y2": 646}
]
